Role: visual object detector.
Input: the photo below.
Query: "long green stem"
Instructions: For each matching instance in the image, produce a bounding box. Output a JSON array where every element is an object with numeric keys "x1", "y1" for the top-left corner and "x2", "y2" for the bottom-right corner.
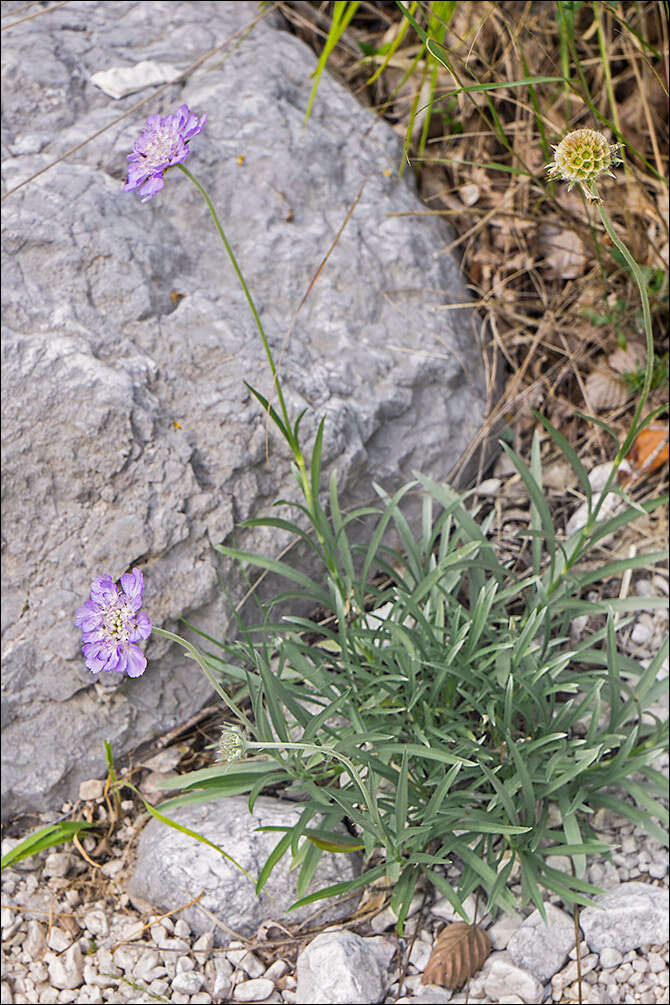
[
  {"x1": 177, "y1": 163, "x2": 339, "y2": 585},
  {"x1": 177, "y1": 164, "x2": 293, "y2": 440},
  {"x1": 154, "y1": 626, "x2": 254, "y2": 731},
  {"x1": 545, "y1": 200, "x2": 656, "y2": 598}
]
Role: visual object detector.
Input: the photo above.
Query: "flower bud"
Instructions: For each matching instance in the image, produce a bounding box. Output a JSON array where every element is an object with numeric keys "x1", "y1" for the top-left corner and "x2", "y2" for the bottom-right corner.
[{"x1": 218, "y1": 726, "x2": 247, "y2": 764}]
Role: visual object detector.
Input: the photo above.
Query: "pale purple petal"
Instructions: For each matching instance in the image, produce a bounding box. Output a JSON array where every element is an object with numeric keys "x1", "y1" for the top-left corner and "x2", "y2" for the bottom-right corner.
[
  {"x1": 120, "y1": 568, "x2": 144, "y2": 610},
  {"x1": 139, "y1": 175, "x2": 165, "y2": 202},
  {"x1": 74, "y1": 600, "x2": 102, "y2": 632},
  {"x1": 124, "y1": 645, "x2": 147, "y2": 678},
  {"x1": 90, "y1": 575, "x2": 118, "y2": 605},
  {"x1": 131, "y1": 611, "x2": 152, "y2": 641}
]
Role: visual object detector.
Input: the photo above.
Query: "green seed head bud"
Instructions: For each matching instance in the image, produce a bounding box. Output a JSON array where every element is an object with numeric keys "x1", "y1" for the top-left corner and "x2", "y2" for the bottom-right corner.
[
  {"x1": 218, "y1": 726, "x2": 247, "y2": 764},
  {"x1": 547, "y1": 129, "x2": 621, "y2": 201}
]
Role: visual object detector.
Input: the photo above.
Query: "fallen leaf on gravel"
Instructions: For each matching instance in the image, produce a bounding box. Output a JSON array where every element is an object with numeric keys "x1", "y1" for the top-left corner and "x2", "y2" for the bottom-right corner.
[
  {"x1": 585, "y1": 367, "x2": 630, "y2": 411},
  {"x1": 422, "y1": 922, "x2": 491, "y2": 989},
  {"x1": 608, "y1": 341, "x2": 647, "y2": 375}
]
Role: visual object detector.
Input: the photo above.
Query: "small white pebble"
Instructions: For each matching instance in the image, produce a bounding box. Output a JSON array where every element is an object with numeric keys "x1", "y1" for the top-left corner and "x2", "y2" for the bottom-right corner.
[
  {"x1": 172, "y1": 969, "x2": 204, "y2": 995},
  {"x1": 79, "y1": 779, "x2": 105, "y2": 801},
  {"x1": 264, "y1": 960, "x2": 289, "y2": 982},
  {"x1": 601, "y1": 948, "x2": 624, "y2": 968},
  {"x1": 47, "y1": 928, "x2": 73, "y2": 953},
  {"x1": 173, "y1": 918, "x2": 191, "y2": 939},
  {"x1": 233, "y1": 977, "x2": 275, "y2": 1002}
]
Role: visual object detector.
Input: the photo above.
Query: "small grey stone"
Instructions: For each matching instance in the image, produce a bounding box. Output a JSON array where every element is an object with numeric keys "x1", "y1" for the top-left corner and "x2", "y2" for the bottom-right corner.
[
  {"x1": 405, "y1": 987, "x2": 453, "y2": 1003},
  {"x1": 24, "y1": 920, "x2": 46, "y2": 959},
  {"x1": 647, "y1": 952, "x2": 666, "y2": 973},
  {"x1": 483, "y1": 955, "x2": 543, "y2": 1004},
  {"x1": 296, "y1": 931, "x2": 386, "y2": 1004},
  {"x1": 133, "y1": 949, "x2": 165, "y2": 983},
  {"x1": 82, "y1": 908, "x2": 108, "y2": 939},
  {"x1": 172, "y1": 970, "x2": 204, "y2": 995},
  {"x1": 43, "y1": 853, "x2": 73, "y2": 878},
  {"x1": 579, "y1": 882, "x2": 669, "y2": 953},
  {"x1": 74, "y1": 987, "x2": 103, "y2": 1004},
  {"x1": 192, "y1": 932, "x2": 214, "y2": 960},
  {"x1": 78, "y1": 779, "x2": 105, "y2": 801},
  {"x1": 233, "y1": 977, "x2": 276, "y2": 1002},
  {"x1": 46, "y1": 943, "x2": 84, "y2": 990},
  {"x1": 408, "y1": 939, "x2": 432, "y2": 971},
  {"x1": 487, "y1": 911, "x2": 524, "y2": 950},
  {"x1": 264, "y1": 960, "x2": 289, "y2": 982},
  {"x1": 173, "y1": 918, "x2": 191, "y2": 939},
  {"x1": 47, "y1": 927, "x2": 73, "y2": 952},
  {"x1": 234, "y1": 951, "x2": 265, "y2": 979},
  {"x1": 207, "y1": 956, "x2": 233, "y2": 999},
  {"x1": 506, "y1": 903, "x2": 576, "y2": 982}
]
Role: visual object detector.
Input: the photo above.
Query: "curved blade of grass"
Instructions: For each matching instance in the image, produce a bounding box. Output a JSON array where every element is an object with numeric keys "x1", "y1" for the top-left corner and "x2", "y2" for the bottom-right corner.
[
  {"x1": 214, "y1": 545, "x2": 331, "y2": 607},
  {"x1": 288, "y1": 861, "x2": 388, "y2": 911},
  {"x1": 1, "y1": 821, "x2": 97, "y2": 870},
  {"x1": 304, "y1": 1, "x2": 361, "y2": 123}
]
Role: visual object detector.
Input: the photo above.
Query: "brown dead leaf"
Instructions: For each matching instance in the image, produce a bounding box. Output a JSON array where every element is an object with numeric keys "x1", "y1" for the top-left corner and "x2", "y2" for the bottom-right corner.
[
  {"x1": 538, "y1": 224, "x2": 586, "y2": 279},
  {"x1": 585, "y1": 367, "x2": 630, "y2": 411},
  {"x1": 422, "y1": 922, "x2": 491, "y2": 990},
  {"x1": 608, "y1": 341, "x2": 647, "y2": 375}
]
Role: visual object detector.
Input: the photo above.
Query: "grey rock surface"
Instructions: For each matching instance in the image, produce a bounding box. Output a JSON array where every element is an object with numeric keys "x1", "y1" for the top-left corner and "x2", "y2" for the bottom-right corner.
[
  {"x1": 481, "y1": 953, "x2": 544, "y2": 1004},
  {"x1": 1, "y1": 0, "x2": 488, "y2": 818},
  {"x1": 296, "y1": 930, "x2": 389, "y2": 1004},
  {"x1": 579, "y1": 881, "x2": 670, "y2": 953},
  {"x1": 506, "y1": 902, "x2": 575, "y2": 982},
  {"x1": 126, "y1": 796, "x2": 361, "y2": 944}
]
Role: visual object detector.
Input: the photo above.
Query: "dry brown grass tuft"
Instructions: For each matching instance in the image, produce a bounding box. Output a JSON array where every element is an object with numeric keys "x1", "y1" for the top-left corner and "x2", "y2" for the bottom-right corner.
[{"x1": 279, "y1": 0, "x2": 668, "y2": 561}]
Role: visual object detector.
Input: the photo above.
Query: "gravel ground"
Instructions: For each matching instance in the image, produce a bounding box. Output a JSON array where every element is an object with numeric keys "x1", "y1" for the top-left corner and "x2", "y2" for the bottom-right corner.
[
  {"x1": 2, "y1": 797, "x2": 668, "y2": 1005},
  {"x1": 2, "y1": 594, "x2": 668, "y2": 1005}
]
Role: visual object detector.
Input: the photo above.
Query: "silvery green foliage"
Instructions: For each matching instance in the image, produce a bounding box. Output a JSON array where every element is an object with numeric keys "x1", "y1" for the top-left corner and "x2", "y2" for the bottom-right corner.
[{"x1": 160, "y1": 426, "x2": 668, "y2": 930}]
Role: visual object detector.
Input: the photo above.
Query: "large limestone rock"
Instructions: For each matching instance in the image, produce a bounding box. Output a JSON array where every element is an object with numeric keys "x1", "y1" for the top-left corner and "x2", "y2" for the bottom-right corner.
[
  {"x1": 1, "y1": 1, "x2": 489, "y2": 818},
  {"x1": 126, "y1": 796, "x2": 361, "y2": 944}
]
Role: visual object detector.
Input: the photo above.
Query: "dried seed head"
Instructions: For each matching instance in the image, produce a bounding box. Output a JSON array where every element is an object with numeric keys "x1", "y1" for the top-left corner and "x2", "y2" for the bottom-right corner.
[{"x1": 547, "y1": 129, "x2": 621, "y2": 201}]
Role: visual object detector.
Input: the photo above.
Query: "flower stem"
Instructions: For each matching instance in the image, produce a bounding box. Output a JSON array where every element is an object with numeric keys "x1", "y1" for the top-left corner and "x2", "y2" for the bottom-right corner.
[
  {"x1": 177, "y1": 163, "x2": 338, "y2": 585},
  {"x1": 545, "y1": 202, "x2": 656, "y2": 597},
  {"x1": 176, "y1": 164, "x2": 293, "y2": 442},
  {"x1": 153, "y1": 626, "x2": 254, "y2": 731}
]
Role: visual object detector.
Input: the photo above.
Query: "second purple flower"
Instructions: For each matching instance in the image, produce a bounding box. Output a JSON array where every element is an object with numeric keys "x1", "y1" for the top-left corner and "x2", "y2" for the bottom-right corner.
[{"x1": 123, "y1": 103, "x2": 206, "y2": 202}]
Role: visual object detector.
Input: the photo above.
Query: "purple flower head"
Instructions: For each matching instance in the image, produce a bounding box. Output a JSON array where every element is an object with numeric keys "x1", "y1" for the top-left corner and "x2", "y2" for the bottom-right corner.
[
  {"x1": 123, "y1": 104, "x2": 206, "y2": 202},
  {"x1": 75, "y1": 568, "x2": 152, "y2": 678}
]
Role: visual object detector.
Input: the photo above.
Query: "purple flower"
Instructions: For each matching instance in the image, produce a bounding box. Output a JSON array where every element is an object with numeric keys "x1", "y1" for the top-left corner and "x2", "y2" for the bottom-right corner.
[
  {"x1": 123, "y1": 104, "x2": 206, "y2": 202},
  {"x1": 75, "y1": 569, "x2": 152, "y2": 677}
]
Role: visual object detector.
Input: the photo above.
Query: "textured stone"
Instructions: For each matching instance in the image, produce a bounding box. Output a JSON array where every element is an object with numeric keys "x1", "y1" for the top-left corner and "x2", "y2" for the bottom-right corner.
[
  {"x1": 482, "y1": 954, "x2": 543, "y2": 1004},
  {"x1": 1, "y1": 0, "x2": 488, "y2": 818},
  {"x1": 296, "y1": 931, "x2": 387, "y2": 1004},
  {"x1": 507, "y1": 903, "x2": 576, "y2": 982},
  {"x1": 579, "y1": 882, "x2": 670, "y2": 953},
  {"x1": 45, "y1": 943, "x2": 84, "y2": 990},
  {"x1": 487, "y1": 910, "x2": 524, "y2": 950},
  {"x1": 126, "y1": 796, "x2": 361, "y2": 943},
  {"x1": 233, "y1": 978, "x2": 275, "y2": 1002}
]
